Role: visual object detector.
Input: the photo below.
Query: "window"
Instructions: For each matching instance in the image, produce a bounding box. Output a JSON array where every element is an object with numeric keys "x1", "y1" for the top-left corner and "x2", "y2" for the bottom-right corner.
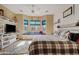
[
  {"x1": 24, "y1": 20, "x2": 28, "y2": 31},
  {"x1": 24, "y1": 20, "x2": 28, "y2": 25},
  {"x1": 30, "y1": 20, "x2": 40, "y2": 32},
  {"x1": 30, "y1": 20, "x2": 40, "y2": 25},
  {"x1": 42, "y1": 20, "x2": 46, "y2": 31},
  {"x1": 24, "y1": 19, "x2": 46, "y2": 32}
]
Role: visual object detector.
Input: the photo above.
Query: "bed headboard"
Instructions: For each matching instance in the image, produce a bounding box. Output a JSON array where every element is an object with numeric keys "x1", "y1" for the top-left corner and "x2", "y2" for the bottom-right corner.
[
  {"x1": 55, "y1": 20, "x2": 79, "y2": 39},
  {"x1": 57, "y1": 20, "x2": 79, "y2": 32}
]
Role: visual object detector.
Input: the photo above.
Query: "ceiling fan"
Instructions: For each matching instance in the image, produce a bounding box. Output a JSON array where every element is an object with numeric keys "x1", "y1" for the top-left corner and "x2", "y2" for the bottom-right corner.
[
  {"x1": 31, "y1": 5, "x2": 35, "y2": 13},
  {"x1": 31, "y1": 4, "x2": 41, "y2": 13}
]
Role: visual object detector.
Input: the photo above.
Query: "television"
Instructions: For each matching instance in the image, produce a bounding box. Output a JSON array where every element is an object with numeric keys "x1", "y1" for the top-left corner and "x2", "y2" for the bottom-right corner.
[{"x1": 5, "y1": 24, "x2": 16, "y2": 33}]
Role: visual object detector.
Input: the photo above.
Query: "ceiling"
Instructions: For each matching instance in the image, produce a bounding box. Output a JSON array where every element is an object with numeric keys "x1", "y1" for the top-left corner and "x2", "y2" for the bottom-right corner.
[{"x1": 3, "y1": 4, "x2": 62, "y2": 16}]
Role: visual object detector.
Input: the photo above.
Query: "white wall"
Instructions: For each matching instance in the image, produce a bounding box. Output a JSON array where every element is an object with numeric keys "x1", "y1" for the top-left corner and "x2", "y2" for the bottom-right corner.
[
  {"x1": 75, "y1": 4, "x2": 79, "y2": 20},
  {"x1": 54, "y1": 4, "x2": 79, "y2": 32}
]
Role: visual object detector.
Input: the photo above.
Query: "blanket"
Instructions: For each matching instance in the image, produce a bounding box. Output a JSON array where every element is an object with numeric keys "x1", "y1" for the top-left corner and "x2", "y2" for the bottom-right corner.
[{"x1": 28, "y1": 41, "x2": 79, "y2": 55}]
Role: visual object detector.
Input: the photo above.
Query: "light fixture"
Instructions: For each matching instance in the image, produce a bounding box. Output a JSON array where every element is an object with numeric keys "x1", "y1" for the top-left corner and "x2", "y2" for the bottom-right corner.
[
  {"x1": 31, "y1": 5, "x2": 35, "y2": 13},
  {"x1": 45, "y1": 10, "x2": 48, "y2": 13},
  {"x1": 32, "y1": 10, "x2": 34, "y2": 13},
  {"x1": 19, "y1": 9, "x2": 23, "y2": 12},
  {"x1": 31, "y1": 5, "x2": 40, "y2": 13}
]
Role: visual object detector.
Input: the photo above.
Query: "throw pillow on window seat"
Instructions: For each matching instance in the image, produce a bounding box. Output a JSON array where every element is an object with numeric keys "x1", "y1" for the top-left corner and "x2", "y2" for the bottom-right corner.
[
  {"x1": 76, "y1": 37, "x2": 79, "y2": 43},
  {"x1": 68, "y1": 32, "x2": 79, "y2": 42}
]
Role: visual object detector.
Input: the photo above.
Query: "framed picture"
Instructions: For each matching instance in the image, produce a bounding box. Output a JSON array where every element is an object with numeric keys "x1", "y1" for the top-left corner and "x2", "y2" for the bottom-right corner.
[
  {"x1": 63, "y1": 6, "x2": 72, "y2": 18},
  {"x1": 0, "y1": 9, "x2": 4, "y2": 16}
]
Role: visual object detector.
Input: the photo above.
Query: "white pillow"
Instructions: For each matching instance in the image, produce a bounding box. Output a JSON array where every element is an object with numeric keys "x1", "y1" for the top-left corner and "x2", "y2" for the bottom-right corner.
[
  {"x1": 70, "y1": 31, "x2": 79, "y2": 33},
  {"x1": 60, "y1": 30, "x2": 69, "y2": 39}
]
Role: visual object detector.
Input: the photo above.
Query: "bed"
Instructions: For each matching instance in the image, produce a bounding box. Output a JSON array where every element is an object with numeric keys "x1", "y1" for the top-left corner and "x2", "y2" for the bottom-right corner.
[
  {"x1": 28, "y1": 41, "x2": 79, "y2": 55},
  {"x1": 28, "y1": 20, "x2": 79, "y2": 55},
  {"x1": 25, "y1": 30, "x2": 79, "y2": 55}
]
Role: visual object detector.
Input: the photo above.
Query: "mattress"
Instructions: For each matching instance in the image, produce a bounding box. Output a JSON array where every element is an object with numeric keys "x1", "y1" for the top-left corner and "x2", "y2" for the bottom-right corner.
[
  {"x1": 33, "y1": 35, "x2": 69, "y2": 41},
  {"x1": 22, "y1": 35, "x2": 69, "y2": 41}
]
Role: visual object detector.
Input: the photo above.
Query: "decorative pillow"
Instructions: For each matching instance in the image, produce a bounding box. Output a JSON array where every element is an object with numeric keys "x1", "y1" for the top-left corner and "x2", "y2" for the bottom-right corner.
[
  {"x1": 76, "y1": 37, "x2": 79, "y2": 43},
  {"x1": 68, "y1": 32, "x2": 79, "y2": 42},
  {"x1": 60, "y1": 30, "x2": 69, "y2": 39},
  {"x1": 76, "y1": 22, "x2": 79, "y2": 26}
]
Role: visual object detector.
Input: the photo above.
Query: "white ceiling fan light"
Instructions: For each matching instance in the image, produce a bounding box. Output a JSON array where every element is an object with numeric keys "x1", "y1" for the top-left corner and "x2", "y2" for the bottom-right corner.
[
  {"x1": 31, "y1": 4, "x2": 41, "y2": 13},
  {"x1": 32, "y1": 10, "x2": 34, "y2": 13},
  {"x1": 45, "y1": 10, "x2": 48, "y2": 13},
  {"x1": 19, "y1": 9, "x2": 23, "y2": 12}
]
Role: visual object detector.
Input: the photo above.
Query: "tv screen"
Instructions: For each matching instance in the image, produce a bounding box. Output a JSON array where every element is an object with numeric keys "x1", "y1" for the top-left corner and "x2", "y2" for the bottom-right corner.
[{"x1": 5, "y1": 24, "x2": 16, "y2": 33}]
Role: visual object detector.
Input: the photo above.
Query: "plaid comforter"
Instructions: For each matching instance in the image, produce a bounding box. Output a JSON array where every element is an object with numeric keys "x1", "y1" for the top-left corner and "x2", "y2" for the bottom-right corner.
[{"x1": 28, "y1": 41, "x2": 79, "y2": 55}]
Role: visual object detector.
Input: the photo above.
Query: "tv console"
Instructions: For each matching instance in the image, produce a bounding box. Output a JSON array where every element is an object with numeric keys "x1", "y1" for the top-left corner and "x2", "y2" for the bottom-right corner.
[
  {"x1": 0, "y1": 16, "x2": 16, "y2": 49},
  {"x1": 0, "y1": 34, "x2": 16, "y2": 49}
]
